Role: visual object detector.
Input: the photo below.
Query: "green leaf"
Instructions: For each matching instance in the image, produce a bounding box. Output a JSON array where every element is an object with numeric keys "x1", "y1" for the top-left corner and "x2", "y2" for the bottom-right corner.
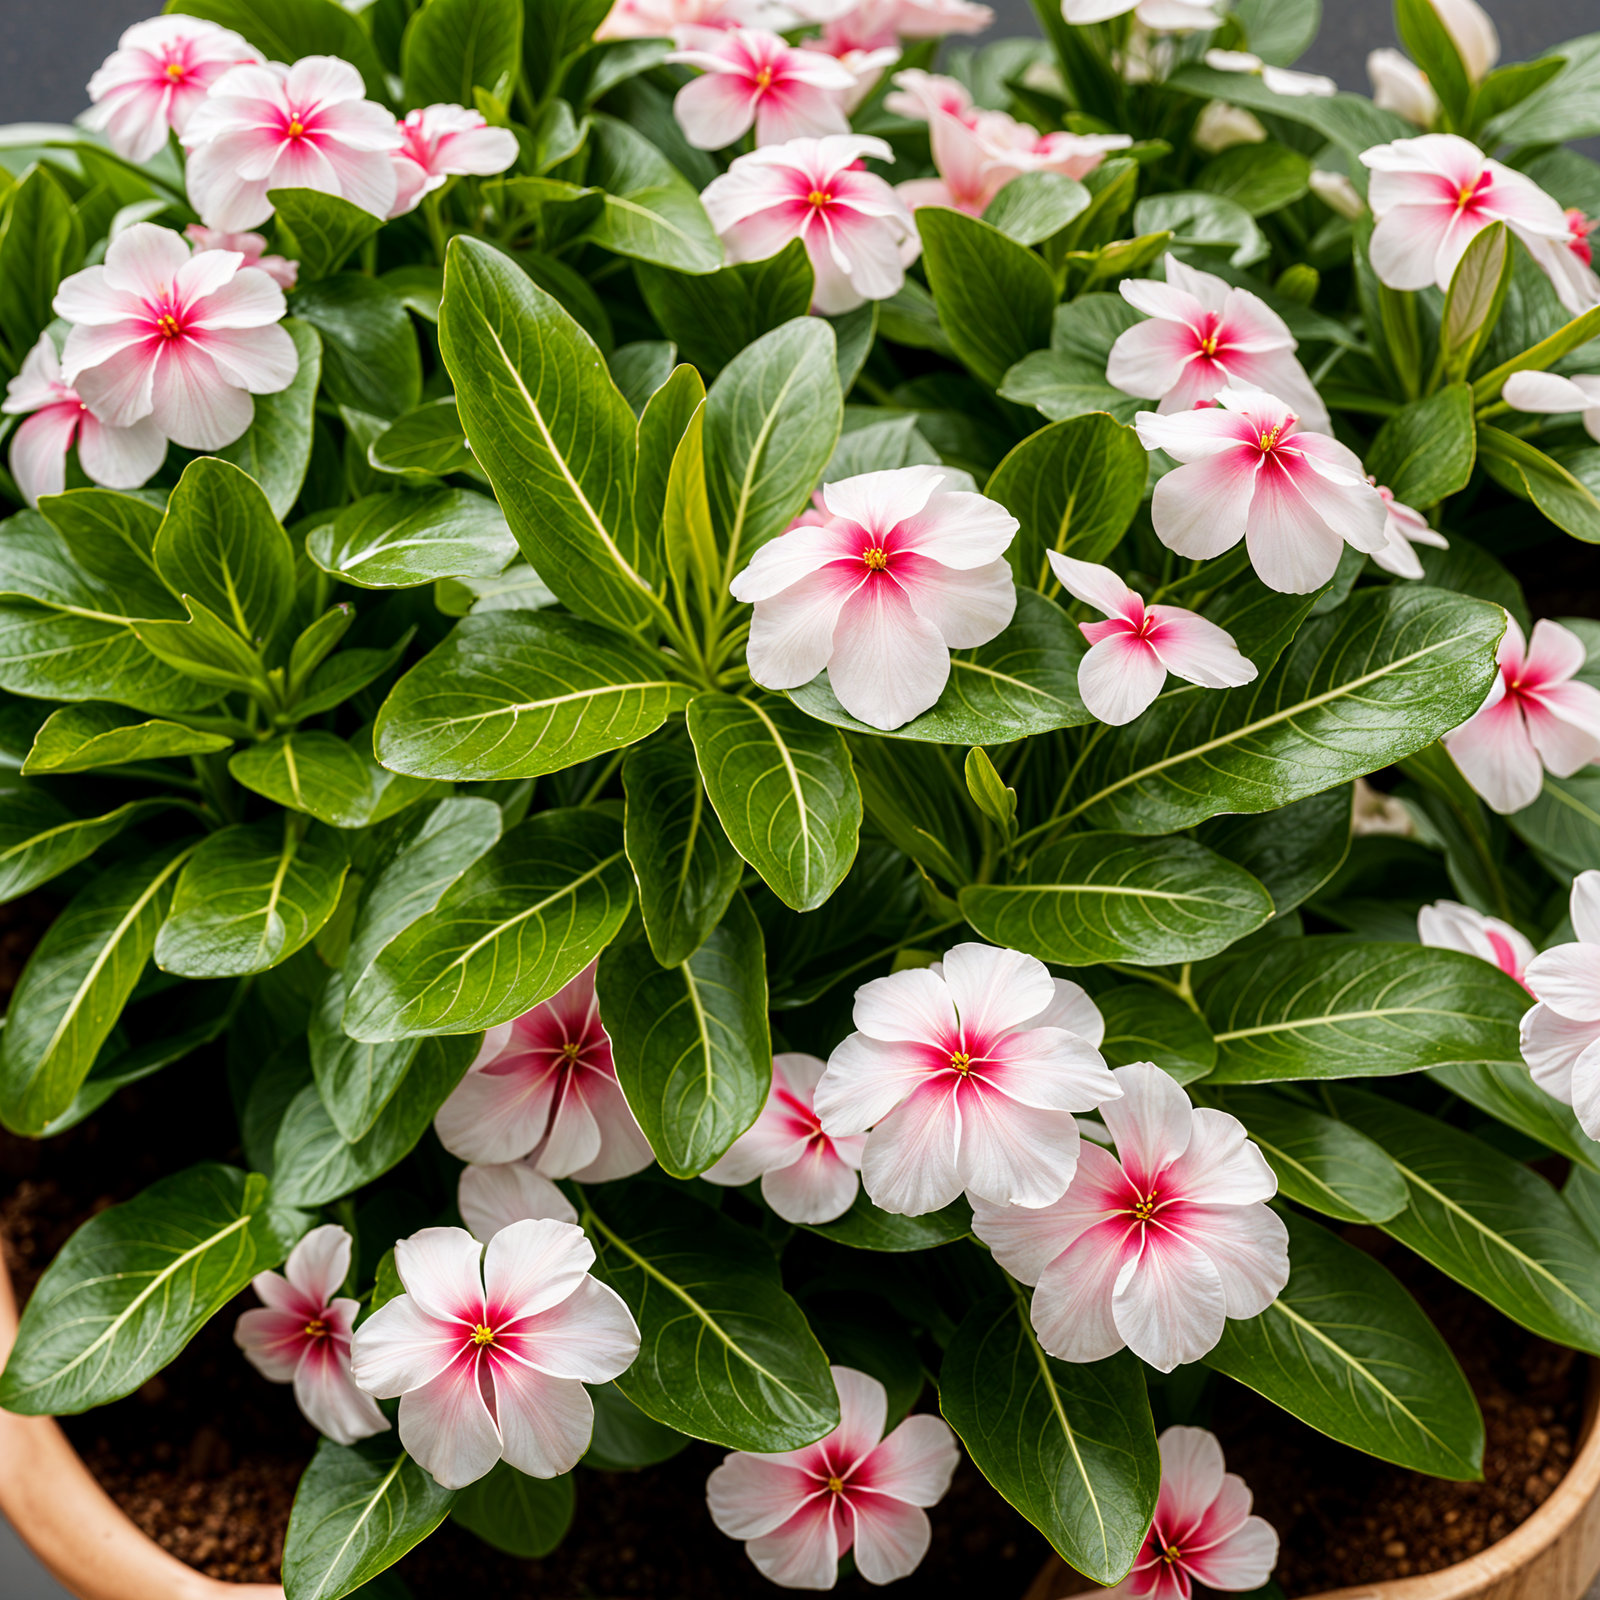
[
  {"x1": 597, "y1": 893, "x2": 770, "y2": 1178},
  {"x1": 342, "y1": 808, "x2": 633, "y2": 1041},
  {"x1": 0, "y1": 842, "x2": 193, "y2": 1135},
  {"x1": 1431, "y1": 1061, "x2": 1600, "y2": 1174},
  {"x1": 1436, "y1": 224, "x2": 1513, "y2": 388},
  {"x1": 292, "y1": 274, "x2": 423, "y2": 419},
  {"x1": 440, "y1": 237, "x2": 655, "y2": 632},
  {"x1": 134, "y1": 595, "x2": 270, "y2": 697},
  {"x1": 634, "y1": 364, "x2": 704, "y2": 575},
  {"x1": 1482, "y1": 37, "x2": 1599, "y2": 144},
  {"x1": 230, "y1": 729, "x2": 443, "y2": 828},
  {"x1": 1470, "y1": 56, "x2": 1567, "y2": 128},
  {"x1": 940, "y1": 1292, "x2": 1160, "y2": 1585},
  {"x1": 522, "y1": 0, "x2": 612, "y2": 98},
  {"x1": 1478, "y1": 424, "x2": 1600, "y2": 542},
  {"x1": 687, "y1": 692, "x2": 860, "y2": 914},
  {"x1": 1365, "y1": 385, "x2": 1476, "y2": 508},
  {"x1": 0, "y1": 168, "x2": 83, "y2": 364},
  {"x1": 982, "y1": 172, "x2": 1091, "y2": 246},
  {"x1": 374, "y1": 611, "x2": 693, "y2": 781},
  {"x1": 1194, "y1": 143, "x2": 1311, "y2": 216},
  {"x1": 0, "y1": 1163, "x2": 308, "y2": 1415},
  {"x1": 1203, "y1": 1086, "x2": 1408, "y2": 1222},
  {"x1": 999, "y1": 295, "x2": 1144, "y2": 425},
  {"x1": 583, "y1": 1381, "x2": 690, "y2": 1470},
  {"x1": 402, "y1": 0, "x2": 521, "y2": 109},
  {"x1": 1132, "y1": 191, "x2": 1267, "y2": 267},
  {"x1": 636, "y1": 238, "x2": 811, "y2": 375},
  {"x1": 1396, "y1": 0, "x2": 1472, "y2": 126},
  {"x1": 1193, "y1": 787, "x2": 1351, "y2": 915},
  {"x1": 986, "y1": 414, "x2": 1148, "y2": 591},
  {"x1": 584, "y1": 1181, "x2": 840, "y2": 1452},
  {"x1": 704, "y1": 317, "x2": 842, "y2": 568},
  {"x1": 916, "y1": 208, "x2": 1055, "y2": 390},
  {"x1": 307, "y1": 490, "x2": 516, "y2": 589},
  {"x1": 0, "y1": 783, "x2": 169, "y2": 898},
  {"x1": 961, "y1": 833, "x2": 1274, "y2": 967},
  {"x1": 154, "y1": 457, "x2": 296, "y2": 643},
  {"x1": 35, "y1": 489, "x2": 182, "y2": 622},
  {"x1": 1235, "y1": 0, "x2": 1321, "y2": 63},
  {"x1": 1200, "y1": 937, "x2": 1530, "y2": 1083},
  {"x1": 213, "y1": 318, "x2": 321, "y2": 519},
  {"x1": 167, "y1": 0, "x2": 390, "y2": 103},
  {"x1": 281, "y1": 1438, "x2": 456, "y2": 1600},
  {"x1": 1068, "y1": 586, "x2": 1505, "y2": 833},
  {"x1": 789, "y1": 587, "x2": 1095, "y2": 745},
  {"x1": 271, "y1": 1034, "x2": 479, "y2": 1206},
  {"x1": 611, "y1": 340, "x2": 678, "y2": 415},
  {"x1": 622, "y1": 735, "x2": 742, "y2": 966},
  {"x1": 154, "y1": 819, "x2": 351, "y2": 979},
  {"x1": 1095, "y1": 985, "x2": 1217, "y2": 1084},
  {"x1": 268, "y1": 191, "x2": 383, "y2": 282},
  {"x1": 802, "y1": 1192, "x2": 974, "y2": 1252},
  {"x1": 368, "y1": 398, "x2": 482, "y2": 481},
  {"x1": 1203, "y1": 1210, "x2": 1483, "y2": 1478},
  {"x1": 310, "y1": 972, "x2": 420, "y2": 1142},
  {"x1": 1472, "y1": 301, "x2": 1600, "y2": 405},
  {"x1": 1509, "y1": 771, "x2": 1600, "y2": 877},
  {"x1": 1330, "y1": 1086, "x2": 1600, "y2": 1356},
  {"x1": 451, "y1": 1463, "x2": 573, "y2": 1559},
  {"x1": 584, "y1": 115, "x2": 721, "y2": 274}
]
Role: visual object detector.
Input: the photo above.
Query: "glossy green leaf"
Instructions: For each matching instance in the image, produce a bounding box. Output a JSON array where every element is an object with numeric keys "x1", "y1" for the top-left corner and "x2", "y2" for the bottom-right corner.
[
  {"x1": 1431, "y1": 1061, "x2": 1600, "y2": 1174},
  {"x1": 583, "y1": 1381, "x2": 690, "y2": 1470},
  {"x1": 982, "y1": 171, "x2": 1091, "y2": 245},
  {"x1": 1365, "y1": 385, "x2": 1476, "y2": 508},
  {"x1": 633, "y1": 364, "x2": 704, "y2": 576},
  {"x1": 451, "y1": 1463, "x2": 573, "y2": 1559},
  {"x1": 1479, "y1": 424, "x2": 1600, "y2": 543},
  {"x1": 1095, "y1": 985, "x2": 1217, "y2": 1084},
  {"x1": 1132, "y1": 191, "x2": 1266, "y2": 266},
  {"x1": 342, "y1": 808, "x2": 633, "y2": 1041},
  {"x1": 0, "y1": 784, "x2": 168, "y2": 901},
  {"x1": 0, "y1": 1163, "x2": 308, "y2": 1415},
  {"x1": 584, "y1": 115, "x2": 721, "y2": 274},
  {"x1": 309, "y1": 971, "x2": 419, "y2": 1142},
  {"x1": 802, "y1": 1192, "x2": 974, "y2": 1252},
  {"x1": 1203, "y1": 1210, "x2": 1482, "y2": 1478},
  {"x1": 1509, "y1": 771, "x2": 1600, "y2": 877},
  {"x1": 230, "y1": 729, "x2": 443, "y2": 828},
  {"x1": 293, "y1": 274, "x2": 423, "y2": 419},
  {"x1": 134, "y1": 595, "x2": 271, "y2": 697},
  {"x1": 1436, "y1": 223, "x2": 1512, "y2": 388},
  {"x1": 268, "y1": 191, "x2": 382, "y2": 282},
  {"x1": 1194, "y1": 143, "x2": 1311, "y2": 216},
  {"x1": 1396, "y1": 0, "x2": 1471, "y2": 125},
  {"x1": 368, "y1": 398, "x2": 482, "y2": 481},
  {"x1": 1193, "y1": 787, "x2": 1351, "y2": 915},
  {"x1": 584, "y1": 1181, "x2": 840, "y2": 1452},
  {"x1": 35, "y1": 489, "x2": 181, "y2": 622},
  {"x1": 402, "y1": 0, "x2": 521, "y2": 109},
  {"x1": 521, "y1": 0, "x2": 611, "y2": 97},
  {"x1": 21, "y1": 703, "x2": 231, "y2": 774},
  {"x1": 0, "y1": 169, "x2": 82, "y2": 365},
  {"x1": 308, "y1": 491, "x2": 515, "y2": 589}
]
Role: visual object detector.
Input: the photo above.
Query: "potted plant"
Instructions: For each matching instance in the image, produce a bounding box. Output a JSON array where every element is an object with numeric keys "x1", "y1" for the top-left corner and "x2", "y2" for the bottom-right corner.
[{"x1": 3, "y1": 0, "x2": 1600, "y2": 1592}]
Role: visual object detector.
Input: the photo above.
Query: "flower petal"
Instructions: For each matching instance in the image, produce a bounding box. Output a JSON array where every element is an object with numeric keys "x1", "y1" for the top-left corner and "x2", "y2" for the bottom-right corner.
[
  {"x1": 1113, "y1": 1227, "x2": 1227, "y2": 1372},
  {"x1": 483, "y1": 1216, "x2": 594, "y2": 1321},
  {"x1": 394, "y1": 1226, "x2": 486, "y2": 1323},
  {"x1": 1079, "y1": 631, "x2": 1169, "y2": 725},
  {"x1": 511, "y1": 1275, "x2": 640, "y2": 1382},
  {"x1": 399, "y1": 1348, "x2": 504, "y2": 1489},
  {"x1": 293, "y1": 1338, "x2": 392, "y2": 1446},
  {"x1": 856, "y1": 1412, "x2": 959, "y2": 1505},
  {"x1": 708, "y1": 1452, "x2": 821, "y2": 1539},
  {"x1": 1030, "y1": 1218, "x2": 1135, "y2": 1362},
  {"x1": 941, "y1": 942, "x2": 1056, "y2": 1039},
  {"x1": 1100, "y1": 1063, "x2": 1194, "y2": 1190},
  {"x1": 846, "y1": 1492, "x2": 933, "y2": 1584},
  {"x1": 458, "y1": 1162, "x2": 578, "y2": 1244},
  {"x1": 860, "y1": 1079, "x2": 963, "y2": 1215}
]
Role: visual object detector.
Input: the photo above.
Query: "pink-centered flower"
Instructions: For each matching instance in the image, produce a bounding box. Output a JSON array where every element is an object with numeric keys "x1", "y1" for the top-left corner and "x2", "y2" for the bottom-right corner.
[
  {"x1": 53, "y1": 222, "x2": 297, "y2": 453},
  {"x1": 1108, "y1": 256, "x2": 1330, "y2": 433},
  {"x1": 234, "y1": 1224, "x2": 389, "y2": 1446},
  {"x1": 707, "y1": 1365, "x2": 960, "y2": 1589},
  {"x1": 349, "y1": 1221, "x2": 639, "y2": 1490},
  {"x1": 1135, "y1": 386, "x2": 1388, "y2": 595},
  {"x1": 701, "y1": 135, "x2": 918, "y2": 316},
  {"x1": 1103, "y1": 1427, "x2": 1279, "y2": 1599},
  {"x1": 1502, "y1": 370, "x2": 1600, "y2": 446},
  {"x1": 83, "y1": 15, "x2": 261, "y2": 164},
  {"x1": 729, "y1": 463, "x2": 1017, "y2": 730},
  {"x1": 182, "y1": 55, "x2": 402, "y2": 231},
  {"x1": 972, "y1": 1063, "x2": 1289, "y2": 1372},
  {"x1": 702, "y1": 1054, "x2": 867, "y2": 1223},
  {"x1": 389, "y1": 104, "x2": 520, "y2": 218},
  {"x1": 800, "y1": 32, "x2": 902, "y2": 114},
  {"x1": 596, "y1": 0, "x2": 801, "y2": 38},
  {"x1": 1368, "y1": 48, "x2": 1439, "y2": 128},
  {"x1": 1522, "y1": 872, "x2": 1600, "y2": 1138},
  {"x1": 458, "y1": 1162, "x2": 578, "y2": 1244},
  {"x1": 1568, "y1": 209, "x2": 1596, "y2": 267},
  {"x1": 1443, "y1": 615, "x2": 1600, "y2": 814},
  {"x1": 2, "y1": 332, "x2": 166, "y2": 508},
  {"x1": 1418, "y1": 899, "x2": 1534, "y2": 990},
  {"x1": 433, "y1": 960, "x2": 655, "y2": 1180},
  {"x1": 1049, "y1": 553, "x2": 1257, "y2": 726},
  {"x1": 1368, "y1": 479, "x2": 1447, "y2": 580},
  {"x1": 184, "y1": 224, "x2": 298, "y2": 289},
  {"x1": 667, "y1": 27, "x2": 856, "y2": 150},
  {"x1": 813, "y1": 943, "x2": 1119, "y2": 1215}
]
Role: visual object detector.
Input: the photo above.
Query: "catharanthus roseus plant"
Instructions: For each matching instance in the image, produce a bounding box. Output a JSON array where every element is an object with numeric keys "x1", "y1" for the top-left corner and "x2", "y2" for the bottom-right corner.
[{"x1": 4, "y1": 0, "x2": 1600, "y2": 1591}]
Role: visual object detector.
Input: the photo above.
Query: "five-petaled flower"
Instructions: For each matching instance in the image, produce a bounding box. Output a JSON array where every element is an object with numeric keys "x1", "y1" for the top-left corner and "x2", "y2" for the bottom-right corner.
[
  {"x1": 349, "y1": 1220, "x2": 640, "y2": 1489},
  {"x1": 235, "y1": 1224, "x2": 389, "y2": 1446},
  {"x1": 1049, "y1": 553, "x2": 1257, "y2": 726},
  {"x1": 703, "y1": 1054, "x2": 867, "y2": 1224},
  {"x1": 1135, "y1": 386, "x2": 1388, "y2": 595},
  {"x1": 700, "y1": 135, "x2": 919, "y2": 316},
  {"x1": 1368, "y1": 479, "x2": 1447, "y2": 579},
  {"x1": 389, "y1": 104, "x2": 520, "y2": 217},
  {"x1": 707, "y1": 1365, "x2": 960, "y2": 1589},
  {"x1": 729, "y1": 463, "x2": 1019, "y2": 731},
  {"x1": 1443, "y1": 615, "x2": 1600, "y2": 814},
  {"x1": 667, "y1": 26, "x2": 857, "y2": 149},
  {"x1": 1101, "y1": 1427, "x2": 1279, "y2": 1599},
  {"x1": 1419, "y1": 899, "x2": 1534, "y2": 990},
  {"x1": 53, "y1": 221, "x2": 298, "y2": 454},
  {"x1": 433, "y1": 960, "x2": 655, "y2": 1181},
  {"x1": 1521, "y1": 872, "x2": 1600, "y2": 1137},
  {"x1": 972, "y1": 1062, "x2": 1289, "y2": 1371},
  {"x1": 1502, "y1": 370, "x2": 1600, "y2": 446},
  {"x1": 814, "y1": 942, "x2": 1119, "y2": 1215}
]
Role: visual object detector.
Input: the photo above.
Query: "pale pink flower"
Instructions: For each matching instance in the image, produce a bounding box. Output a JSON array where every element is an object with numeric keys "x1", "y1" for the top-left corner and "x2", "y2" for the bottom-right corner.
[
  {"x1": 53, "y1": 222, "x2": 298, "y2": 453},
  {"x1": 1135, "y1": 386, "x2": 1388, "y2": 595},
  {"x1": 349, "y1": 1221, "x2": 639, "y2": 1490},
  {"x1": 1367, "y1": 48, "x2": 1439, "y2": 128},
  {"x1": 1203, "y1": 49, "x2": 1336, "y2": 97},
  {"x1": 1359, "y1": 135, "x2": 1571, "y2": 300},
  {"x1": 1443, "y1": 615, "x2": 1600, "y2": 814},
  {"x1": 883, "y1": 66, "x2": 974, "y2": 122},
  {"x1": 1102, "y1": 1427, "x2": 1279, "y2": 1599},
  {"x1": 1049, "y1": 553, "x2": 1256, "y2": 726},
  {"x1": 388, "y1": 104, "x2": 520, "y2": 218},
  {"x1": 707, "y1": 1365, "x2": 959, "y2": 1589},
  {"x1": 184, "y1": 224, "x2": 298, "y2": 289},
  {"x1": 1418, "y1": 899, "x2": 1534, "y2": 990},
  {"x1": 1502, "y1": 370, "x2": 1600, "y2": 444},
  {"x1": 1522, "y1": 872, "x2": 1600, "y2": 1137},
  {"x1": 972, "y1": 1063, "x2": 1289, "y2": 1372},
  {"x1": 829, "y1": 0, "x2": 991, "y2": 38},
  {"x1": 2, "y1": 332, "x2": 166, "y2": 508},
  {"x1": 234, "y1": 1224, "x2": 389, "y2": 1447},
  {"x1": 729, "y1": 464, "x2": 1017, "y2": 730},
  {"x1": 702, "y1": 136, "x2": 918, "y2": 316},
  {"x1": 596, "y1": 0, "x2": 800, "y2": 38},
  {"x1": 458, "y1": 1162, "x2": 578, "y2": 1244},
  {"x1": 1193, "y1": 102, "x2": 1268, "y2": 155},
  {"x1": 83, "y1": 15, "x2": 261, "y2": 164},
  {"x1": 813, "y1": 943, "x2": 1118, "y2": 1215},
  {"x1": 1568, "y1": 209, "x2": 1597, "y2": 266},
  {"x1": 666, "y1": 27, "x2": 855, "y2": 149},
  {"x1": 800, "y1": 35, "x2": 902, "y2": 114},
  {"x1": 702, "y1": 1054, "x2": 867, "y2": 1224},
  {"x1": 433, "y1": 960, "x2": 655, "y2": 1180},
  {"x1": 1064, "y1": 0, "x2": 1220, "y2": 31},
  {"x1": 1108, "y1": 256, "x2": 1330, "y2": 432},
  {"x1": 182, "y1": 56, "x2": 402, "y2": 231},
  {"x1": 1368, "y1": 479, "x2": 1447, "y2": 579}
]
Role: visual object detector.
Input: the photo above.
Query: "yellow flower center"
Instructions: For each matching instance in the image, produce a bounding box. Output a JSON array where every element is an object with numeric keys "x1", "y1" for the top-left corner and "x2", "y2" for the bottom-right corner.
[
  {"x1": 754, "y1": 66, "x2": 775, "y2": 89},
  {"x1": 287, "y1": 119, "x2": 305, "y2": 138},
  {"x1": 862, "y1": 547, "x2": 888, "y2": 570},
  {"x1": 826, "y1": 1475, "x2": 845, "y2": 1494},
  {"x1": 1132, "y1": 1192, "x2": 1159, "y2": 1222},
  {"x1": 472, "y1": 1323, "x2": 496, "y2": 1346},
  {"x1": 1258, "y1": 423, "x2": 1283, "y2": 451},
  {"x1": 1198, "y1": 332, "x2": 1219, "y2": 356},
  {"x1": 807, "y1": 189, "x2": 833, "y2": 209},
  {"x1": 155, "y1": 312, "x2": 182, "y2": 339},
  {"x1": 165, "y1": 61, "x2": 185, "y2": 78},
  {"x1": 561, "y1": 1039, "x2": 582, "y2": 1061},
  {"x1": 1162, "y1": 1542, "x2": 1182, "y2": 1564},
  {"x1": 302, "y1": 1319, "x2": 328, "y2": 1339},
  {"x1": 950, "y1": 1051, "x2": 972, "y2": 1075}
]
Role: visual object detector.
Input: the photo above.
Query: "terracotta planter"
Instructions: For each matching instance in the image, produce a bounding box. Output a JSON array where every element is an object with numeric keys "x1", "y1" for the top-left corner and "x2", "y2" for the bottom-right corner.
[
  {"x1": 0, "y1": 1253, "x2": 283, "y2": 1600},
  {"x1": 1024, "y1": 1364, "x2": 1600, "y2": 1600}
]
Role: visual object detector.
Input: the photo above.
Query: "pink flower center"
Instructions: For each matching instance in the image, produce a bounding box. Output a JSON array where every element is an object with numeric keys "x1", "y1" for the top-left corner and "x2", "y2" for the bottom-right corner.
[
  {"x1": 154, "y1": 310, "x2": 183, "y2": 340},
  {"x1": 861, "y1": 544, "x2": 889, "y2": 570},
  {"x1": 164, "y1": 60, "x2": 186, "y2": 80},
  {"x1": 1161, "y1": 1540, "x2": 1184, "y2": 1565},
  {"x1": 950, "y1": 1050, "x2": 972, "y2": 1075},
  {"x1": 826, "y1": 1474, "x2": 845, "y2": 1493},
  {"x1": 1455, "y1": 169, "x2": 1492, "y2": 212},
  {"x1": 1254, "y1": 417, "x2": 1295, "y2": 458},
  {"x1": 302, "y1": 1318, "x2": 328, "y2": 1339},
  {"x1": 807, "y1": 187, "x2": 836, "y2": 212},
  {"x1": 286, "y1": 118, "x2": 306, "y2": 138},
  {"x1": 754, "y1": 64, "x2": 775, "y2": 89},
  {"x1": 471, "y1": 1322, "x2": 497, "y2": 1346},
  {"x1": 1568, "y1": 208, "x2": 1595, "y2": 266},
  {"x1": 1131, "y1": 1189, "x2": 1162, "y2": 1222}
]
